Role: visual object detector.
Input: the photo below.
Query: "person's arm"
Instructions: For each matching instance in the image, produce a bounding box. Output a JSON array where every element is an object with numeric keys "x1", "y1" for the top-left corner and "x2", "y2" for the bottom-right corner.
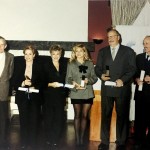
[
  {"x1": 65, "y1": 62, "x2": 79, "y2": 91},
  {"x1": 134, "y1": 55, "x2": 143, "y2": 85},
  {"x1": 120, "y1": 48, "x2": 136, "y2": 85},
  {"x1": 9, "y1": 54, "x2": 14, "y2": 79},
  {"x1": 65, "y1": 63, "x2": 73, "y2": 85},
  {"x1": 86, "y1": 61, "x2": 98, "y2": 85},
  {"x1": 95, "y1": 50, "x2": 103, "y2": 79},
  {"x1": 95, "y1": 49, "x2": 110, "y2": 81}
]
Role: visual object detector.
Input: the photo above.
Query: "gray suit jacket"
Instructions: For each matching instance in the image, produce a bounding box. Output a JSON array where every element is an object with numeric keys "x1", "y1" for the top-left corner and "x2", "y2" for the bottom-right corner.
[
  {"x1": 66, "y1": 60, "x2": 98, "y2": 99},
  {"x1": 0, "y1": 52, "x2": 14, "y2": 101},
  {"x1": 95, "y1": 45, "x2": 136, "y2": 97}
]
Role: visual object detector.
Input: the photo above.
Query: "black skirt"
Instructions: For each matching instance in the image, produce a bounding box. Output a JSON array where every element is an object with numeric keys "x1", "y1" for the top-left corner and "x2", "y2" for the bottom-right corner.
[{"x1": 71, "y1": 98, "x2": 93, "y2": 104}]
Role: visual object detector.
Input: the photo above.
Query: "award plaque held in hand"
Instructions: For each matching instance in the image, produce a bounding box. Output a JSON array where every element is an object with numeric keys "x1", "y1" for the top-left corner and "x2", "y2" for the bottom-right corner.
[
  {"x1": 81, "y1": 75, "x2": 86, "y2": 87},
  {"x1": 105, "y1": 65, "x2": 110, "y2": 77}
]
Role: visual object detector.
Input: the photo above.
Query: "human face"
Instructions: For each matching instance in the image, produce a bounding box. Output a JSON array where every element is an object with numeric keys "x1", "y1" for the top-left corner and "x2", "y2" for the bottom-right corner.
[
  {"x1": 0, "y1": 39, "x2": 7, "y2": 53},
  {"x1": 75, "y1": 48, "x2": 84, "y2": 60},
  {"x1": 24, "y1": 49, "x2": 35, "y2": 62},
  {"x1": 107, "y1": 31, "x2": 120, "y2": 47},
  {"x1": 51, "y1": 50, "x2": 61, "y2": 62},
  {"x1": 143, "y1": 37, "x2": 150, "y2": 55}
]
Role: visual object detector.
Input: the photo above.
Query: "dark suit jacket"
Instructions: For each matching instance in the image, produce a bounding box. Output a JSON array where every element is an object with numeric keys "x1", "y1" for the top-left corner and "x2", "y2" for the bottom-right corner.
[
  {"x1": 43, "y1": 56, "x2": 68, "y2": 105},
  {"x1": 0, "y1": 52, "x2": 14, "y2": 101},
  {"x1": 134, "y1": 52, "x2": 150, "y2": 100},
  {"x1": 12, "y1": 56, "x2": 43, "y2": 104},
  {"x1": 95, "y1": 45, "x2": 136, "y2": 97}
]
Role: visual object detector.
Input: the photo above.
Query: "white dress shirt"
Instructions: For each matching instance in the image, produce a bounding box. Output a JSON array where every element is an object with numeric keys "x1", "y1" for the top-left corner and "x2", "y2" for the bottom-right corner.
[
  {"x1": 146, "y1": 53, "x2": 150, "y2": 61},
  {"x1": 110, "y1": 44, "x2": 120, "y2": 60},
  {"x1": 0, "y1": 52, "x2": 5, "y2": 77}
]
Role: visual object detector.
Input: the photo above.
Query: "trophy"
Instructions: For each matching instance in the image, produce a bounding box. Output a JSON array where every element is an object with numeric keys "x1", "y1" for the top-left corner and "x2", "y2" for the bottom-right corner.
[
  {"x1": 105, "y1": 65, "x2": 110, "y2": 77},
  {"x1": 80, "y1": 75, "x2": 86, "y2": 87}
]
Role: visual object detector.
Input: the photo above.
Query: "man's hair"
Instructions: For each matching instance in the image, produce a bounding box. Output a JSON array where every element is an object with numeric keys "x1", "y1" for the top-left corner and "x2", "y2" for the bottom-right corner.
[
  {"x1": 107, "y1": 27, "x2": 120, "y2": 36},
  {"x1": 107, "y1": 27, "x2": 122, "y2": 44},
  {"x1": 0, "y1": 36, "x2": 7, "y2": 45},
  {"x1": 145, "y1": 35, "x2": 150, "y2": 39}
]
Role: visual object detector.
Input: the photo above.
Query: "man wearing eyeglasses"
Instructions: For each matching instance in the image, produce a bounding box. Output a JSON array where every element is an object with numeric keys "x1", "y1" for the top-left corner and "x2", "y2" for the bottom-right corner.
[
  {"x1": 0, "y1": 36, "x2": 14, "y2": 149},
  {"x1": 95, "y1": 28, "x2": 136, "y2": 150}
]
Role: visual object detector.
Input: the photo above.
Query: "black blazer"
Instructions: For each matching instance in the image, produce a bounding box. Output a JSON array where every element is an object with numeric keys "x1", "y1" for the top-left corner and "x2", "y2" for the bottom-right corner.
[
  {"x1": 95, "y1": 45, "x2": 136, "y2": 97},
  {"x1": 134, "y1": 52, "x2": 150, "y2": 100},
  {"x1": 43, "y1": 57, "x2": 68, "y2": 103},
  {"x1": 12, "y1": 56, "x2": 43, "y2": 104}
]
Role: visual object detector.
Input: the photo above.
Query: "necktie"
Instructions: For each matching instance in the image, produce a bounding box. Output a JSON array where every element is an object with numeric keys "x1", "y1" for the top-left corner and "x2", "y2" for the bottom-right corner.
[{"x1": 111, "y1": 48, "x2": 116, "y2": 60}]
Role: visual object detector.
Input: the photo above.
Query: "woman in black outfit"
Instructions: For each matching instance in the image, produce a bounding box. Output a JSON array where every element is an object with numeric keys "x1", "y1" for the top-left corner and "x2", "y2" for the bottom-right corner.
[
  {"x1": 43, "y1": 45, "x2": 68, "y2": 149},
  {"x1": 12, "y1": 45, "x2": 43, "y2": 149}
]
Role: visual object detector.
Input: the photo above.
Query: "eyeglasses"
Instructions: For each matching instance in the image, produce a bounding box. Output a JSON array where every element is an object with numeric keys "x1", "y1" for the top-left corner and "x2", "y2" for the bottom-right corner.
[{"x1": 107, "y1": 35, "x2": 118, "y2": 39}]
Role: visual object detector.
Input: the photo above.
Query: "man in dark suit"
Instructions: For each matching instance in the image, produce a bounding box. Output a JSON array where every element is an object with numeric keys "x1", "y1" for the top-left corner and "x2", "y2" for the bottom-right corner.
[
  {"x1": 134, "y1": 36, "x2": 150, "y2": 150},
  {"x1": 0, "y1": 36, "x2": 14, "y2": 148},
  {"x1": 95, "y1": 28, "x2": 136, "y2": 150}
]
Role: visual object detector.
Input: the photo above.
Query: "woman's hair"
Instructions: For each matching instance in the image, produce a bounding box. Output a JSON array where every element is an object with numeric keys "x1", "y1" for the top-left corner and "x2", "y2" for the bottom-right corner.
[
  {"x1": 70, "y1": 44, "x2": 91, "y2": 62},
  {"x1": 23, "y1": 45, "x2": 37, "y2": 55},
  {"x1": 49, "y1": 45, "x2": 62, "y2": 54}
]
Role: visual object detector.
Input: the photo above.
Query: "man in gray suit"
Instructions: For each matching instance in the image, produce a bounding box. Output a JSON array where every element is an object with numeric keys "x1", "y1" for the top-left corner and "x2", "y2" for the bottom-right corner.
[
  {"x1": 95, "y1": 28, "x2": 136, "y2": 150},
  {"x1": 0, "y1": 36, "x2": 14, "y2": 148}
]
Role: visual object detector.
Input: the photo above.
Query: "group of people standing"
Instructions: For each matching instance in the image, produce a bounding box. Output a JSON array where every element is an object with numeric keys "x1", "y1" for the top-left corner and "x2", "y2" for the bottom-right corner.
[
  {"x1": 95, "y1": 29, "x2": 150, "y2": 150},
  {"x1": 0, "y1": 36, "x2": 97, "y2": 150},
  {"x1": 0, "y1": 28, "x2": 150, "y2": 150}
]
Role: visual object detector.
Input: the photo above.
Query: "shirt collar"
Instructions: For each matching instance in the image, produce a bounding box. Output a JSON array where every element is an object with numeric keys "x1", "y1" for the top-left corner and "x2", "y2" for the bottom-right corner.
[
  {"x1": 146, "y1": 53, "x2": 150, "y2": 60},
  {"x1": 146, "y1": 53, "x2": 150, "y2": 58},
  {"x1": 0, "y1": 52, "x2": 5, "y2": 58},
  {"x1": 110, "y1": 44, "x2": 120, "y2": 51}
]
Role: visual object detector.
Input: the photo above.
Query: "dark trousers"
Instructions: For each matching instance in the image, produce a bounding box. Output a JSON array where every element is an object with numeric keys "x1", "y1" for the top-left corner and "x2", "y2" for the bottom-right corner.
[
  {"x1": 134, "y1": 95, "x2": 150, "y2": 145},
  {"x1": 44, "y1": 102, "x2": 64, "y2": 144},
  {"x1": 101, "y1": 96, "x2": 130, "y2": 145},
  {"x1": 17, "y1": 99, "x2": 41, "y2": 146},
  {"x1": 0, "y1": 101, "x2": 9, "y2": 145}
]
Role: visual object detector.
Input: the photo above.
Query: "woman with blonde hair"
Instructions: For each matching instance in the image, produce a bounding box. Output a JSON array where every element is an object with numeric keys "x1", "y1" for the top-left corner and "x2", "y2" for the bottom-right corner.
[{"x1": 66, "y1": 44, "x2": 98, "y2": 146}]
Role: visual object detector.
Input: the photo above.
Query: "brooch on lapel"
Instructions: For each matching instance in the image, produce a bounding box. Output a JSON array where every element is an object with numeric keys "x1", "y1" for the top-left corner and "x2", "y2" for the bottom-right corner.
[{"x1": 79, "y1": 65, "x2": 88, "y2": 73}]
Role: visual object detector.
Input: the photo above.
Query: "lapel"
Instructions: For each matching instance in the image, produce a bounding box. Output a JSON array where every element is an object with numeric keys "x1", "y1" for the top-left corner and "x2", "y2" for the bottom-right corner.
[
  {"x1": 106, "y1": 47, "x2": 113, "y2": 62},
  {"x1": 137, "y1": 53, "x2": 145, "y2": 69},
  {"x1": 50, "y1": 57, "x2": 59, "y2": 73},
  {"x1": 22, "y1": 59, "x2": 26, "y2": 74},
  {"x1": 1, "y1": 52, "x2": 8, "y2": 77},
  {"x1": 31, "y1": 60, "x2": 37, "y2": 80},
  {"x1": 142, "y1": 52, "x2": 146, "y2": 62},
  {"x1": 108, "y1": 47, "x2": 113, "y2": 61},
  {"x1": 113, "y1": 45, "x2": 123, "y2": 62}
]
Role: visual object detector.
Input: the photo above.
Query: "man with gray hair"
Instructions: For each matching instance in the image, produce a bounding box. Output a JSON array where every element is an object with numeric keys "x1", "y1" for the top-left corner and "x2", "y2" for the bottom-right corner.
[
  {"x1": 134, "y1": 36, "x2": 150, "y2": 150},
  {"x1": 95, "y1": 28, "x2": 136, "y2": 150},
  {"x1": 0, "y1": 36, "x2": 14, "y2": 149}
]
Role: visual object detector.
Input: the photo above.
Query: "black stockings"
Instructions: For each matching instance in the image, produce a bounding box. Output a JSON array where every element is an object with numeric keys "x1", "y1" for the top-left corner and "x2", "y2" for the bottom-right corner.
[{"x1": 73, "y1": 104, "x2": 91, "y2": 145}]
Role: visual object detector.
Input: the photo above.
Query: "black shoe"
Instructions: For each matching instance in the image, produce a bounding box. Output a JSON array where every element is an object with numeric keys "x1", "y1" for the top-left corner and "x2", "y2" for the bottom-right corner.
[
  {"x1": 51, "y1": 144, "x2": 58, "y2": 150},
  {"x1": 98, "y1": 143, "x2": 109, "y2": 150},
  {"x1": 45, "y1": 141, "x2": 51, "y2": 150},
  {"x1": 21, "y1": 145, "x2": 27, "y2": 149},
  {"x1": 116, "y1": 144, "x2": 126, "y2": 150},
  {"x1": 0, "y1": 144, "x2": 10, "y2": 150},
  {"x1": 133, "y1": 144, "x2": 141, "y2": 150}
]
